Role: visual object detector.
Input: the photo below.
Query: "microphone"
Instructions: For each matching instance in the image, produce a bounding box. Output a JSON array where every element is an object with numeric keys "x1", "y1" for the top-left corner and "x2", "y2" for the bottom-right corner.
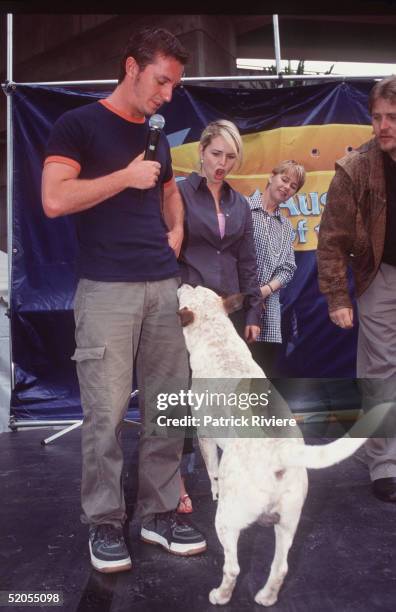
[{"x1": 144, "y1": 114, "x2": 165, "y2": 160}]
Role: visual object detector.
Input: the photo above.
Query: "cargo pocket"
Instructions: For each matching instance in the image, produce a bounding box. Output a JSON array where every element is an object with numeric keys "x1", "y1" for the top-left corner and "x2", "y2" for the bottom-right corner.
[{"x1": 71, "y1": 346, "x2": 106, "y2": 389}]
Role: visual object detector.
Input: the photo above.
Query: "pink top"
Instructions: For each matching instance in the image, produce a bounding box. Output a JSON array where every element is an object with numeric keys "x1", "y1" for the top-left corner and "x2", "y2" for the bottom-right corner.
[{"x1": 217, "y1": 213, "x2": 226, "y2": 239}]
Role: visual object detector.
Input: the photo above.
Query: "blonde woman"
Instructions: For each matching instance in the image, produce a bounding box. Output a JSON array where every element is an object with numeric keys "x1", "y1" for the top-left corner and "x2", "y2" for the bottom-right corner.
[
  {"x1": 178, "y1": 119, "x2": 261, "y2": 339},
  {"x1": 177, "y1": 120, "x2": 262, "y2": 512},
  {"x1": 247, "y1": 160, "x2": 306, "y2": 377}
]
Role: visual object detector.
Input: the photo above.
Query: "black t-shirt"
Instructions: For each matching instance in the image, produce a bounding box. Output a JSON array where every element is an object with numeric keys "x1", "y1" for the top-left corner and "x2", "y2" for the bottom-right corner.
[
  {"x1": 45, "y1": 99, "x2": 179, "y2": 282},
  {"x1": 382, "y1": 152, "x2": 396, "y2": 267}
]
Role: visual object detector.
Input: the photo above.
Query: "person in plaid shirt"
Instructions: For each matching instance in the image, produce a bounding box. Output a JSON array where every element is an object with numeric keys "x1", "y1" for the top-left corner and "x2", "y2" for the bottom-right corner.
[{"x1": 247, "y1": 160, "x2": 305, "y2": 377}]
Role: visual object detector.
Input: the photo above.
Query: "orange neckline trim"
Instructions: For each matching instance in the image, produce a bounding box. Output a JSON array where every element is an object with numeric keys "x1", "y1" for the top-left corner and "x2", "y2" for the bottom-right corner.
[{"x1": 100, "y1": 99, "x2": 146, "y2": 124}]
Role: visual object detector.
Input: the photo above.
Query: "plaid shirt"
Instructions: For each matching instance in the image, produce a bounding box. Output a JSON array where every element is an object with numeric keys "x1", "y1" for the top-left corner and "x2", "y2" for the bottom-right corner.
[{"x1": 247, "y1": 190, "x2": 297, "y2": 343}]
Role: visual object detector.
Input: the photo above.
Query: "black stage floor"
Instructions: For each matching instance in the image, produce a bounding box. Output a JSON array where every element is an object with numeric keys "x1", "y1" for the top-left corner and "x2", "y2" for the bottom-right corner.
[{"x1": 1, "y1": 425, "x2": 396, "y2": 612}]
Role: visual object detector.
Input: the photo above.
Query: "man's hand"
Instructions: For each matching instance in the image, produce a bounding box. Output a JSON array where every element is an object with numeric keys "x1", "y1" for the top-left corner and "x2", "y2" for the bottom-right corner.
[
  {"x1": 42, "y1": 152, "x2": 161, "y2": 218},
  {"x1": 167, "y1": 226, "x2": 183, "y2": 257},
  {"x1": 164, "y1": 177, "x2": 184, "y2": 255},
  {"x1": 329, "y1": 307, "x2": 354, "y2": 329},
  {"x1": 125, "y1": 152, "x2": 161, "y2": 190},
  {"x1": 244, "y1": 325, "x2": 261, "y2": 344}
]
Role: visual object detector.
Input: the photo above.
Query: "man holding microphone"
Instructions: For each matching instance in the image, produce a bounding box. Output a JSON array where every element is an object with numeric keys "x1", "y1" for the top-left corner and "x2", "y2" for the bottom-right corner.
[{"x1": 42, "y1": 27, "x2": 206, "y2": 573}]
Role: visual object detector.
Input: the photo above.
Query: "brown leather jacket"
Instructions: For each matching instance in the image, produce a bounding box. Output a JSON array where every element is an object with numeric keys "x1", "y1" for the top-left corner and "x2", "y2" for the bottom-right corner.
[{"x1": 317, "y1": 139, "x2": 387, "y2": 312}]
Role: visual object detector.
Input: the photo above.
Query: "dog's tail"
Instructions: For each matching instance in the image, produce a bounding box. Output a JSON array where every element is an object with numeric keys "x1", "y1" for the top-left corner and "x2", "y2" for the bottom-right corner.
[
  {"x1": 280, "y1": 436, "x2": 366, "y2": 469},
  {"x1": 279, "y1": 402, "x2": 393, "y2": 470}
]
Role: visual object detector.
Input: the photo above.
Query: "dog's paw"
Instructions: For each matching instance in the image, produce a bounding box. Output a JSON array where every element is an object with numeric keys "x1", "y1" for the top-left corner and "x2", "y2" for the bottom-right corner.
[
  {"x1": 209, "y1": 588, "x2": 231, "y2": 605},
  {"x1": 254, "y1": 588, "x2": 278, "y2": 607}
]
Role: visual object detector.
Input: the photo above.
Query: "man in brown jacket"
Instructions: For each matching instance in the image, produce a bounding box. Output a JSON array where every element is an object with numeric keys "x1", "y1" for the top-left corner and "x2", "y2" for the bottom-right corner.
[{"x1": 317, "y1": 75, "x2": 396, "y2": 503}]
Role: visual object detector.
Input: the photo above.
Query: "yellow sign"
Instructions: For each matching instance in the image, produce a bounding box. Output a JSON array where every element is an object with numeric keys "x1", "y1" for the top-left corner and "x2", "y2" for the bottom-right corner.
[{"x1": 172, "y1": 123, "x2": 372, "y2": 251}]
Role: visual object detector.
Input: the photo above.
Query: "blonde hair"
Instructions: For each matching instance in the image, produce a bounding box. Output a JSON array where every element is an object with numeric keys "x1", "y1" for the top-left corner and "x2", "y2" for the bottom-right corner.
[
  {"x1": 199, "y1": 120, "x2": 243, "y2": 170},
  {"x1": 271, "y1": 160, "x2": 306, "y2": 192}
]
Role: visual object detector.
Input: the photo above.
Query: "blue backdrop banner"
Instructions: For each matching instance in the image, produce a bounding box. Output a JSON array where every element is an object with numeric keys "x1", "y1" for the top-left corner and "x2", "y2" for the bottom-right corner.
[{"x1": 11, "y1": 81, "x2": 373, "y2": 420}]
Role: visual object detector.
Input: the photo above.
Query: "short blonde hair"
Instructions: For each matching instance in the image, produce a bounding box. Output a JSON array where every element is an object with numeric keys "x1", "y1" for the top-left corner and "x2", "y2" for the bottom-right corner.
[
  {"x1": 199, "y1": 120, "x2": 243, "y2": 170},
  {"x1": 271, "y1": 160, "x2": 306, "y2": 192}
]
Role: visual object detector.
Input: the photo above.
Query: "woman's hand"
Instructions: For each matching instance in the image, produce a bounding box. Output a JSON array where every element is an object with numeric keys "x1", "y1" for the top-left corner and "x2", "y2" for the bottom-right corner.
[
  {"x1": 244, "y1": 325, "x2": 261, "y2": 344},
  {"x1": 260, "y1": 284, "x2": 272, "y2": 298}
]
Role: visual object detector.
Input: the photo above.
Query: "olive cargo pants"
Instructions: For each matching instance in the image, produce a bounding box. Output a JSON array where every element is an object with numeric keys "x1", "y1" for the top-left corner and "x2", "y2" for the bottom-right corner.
[{"x1": 72, "y1": 278, "x2": 189, "y2": 527}]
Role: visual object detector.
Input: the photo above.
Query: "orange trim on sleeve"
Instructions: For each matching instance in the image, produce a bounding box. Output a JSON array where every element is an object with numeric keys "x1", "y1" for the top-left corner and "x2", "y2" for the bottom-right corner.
[
  {"x1": 99, "y1": 99, "x2": 146, "y2": 124},
  {"x1": 44, "y1": 156, "x2": 81, "y2": 173}
]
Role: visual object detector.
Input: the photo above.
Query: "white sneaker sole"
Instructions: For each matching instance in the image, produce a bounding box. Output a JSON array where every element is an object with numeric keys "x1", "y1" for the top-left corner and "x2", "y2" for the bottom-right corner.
[
  {"x1": 141, "y1": 528, "x2": 207, "y2": 556},
  {"x1": 89, "y1": 541, "x2": 132, "y2": 573}
]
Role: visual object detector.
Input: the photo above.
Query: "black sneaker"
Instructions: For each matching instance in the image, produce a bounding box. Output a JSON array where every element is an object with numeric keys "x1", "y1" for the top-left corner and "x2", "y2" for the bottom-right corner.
[
  {"x1": 89, "y1": 524, "x2": 132, "y2": 573},
  {"x1": 141, "y1": 511, "x2": 206, "y2": 556}
]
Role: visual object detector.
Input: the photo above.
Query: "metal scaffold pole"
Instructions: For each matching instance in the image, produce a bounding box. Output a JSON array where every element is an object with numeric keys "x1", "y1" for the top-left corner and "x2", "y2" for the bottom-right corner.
[
  {"x1": 5, "y1": 14, "x2": 15, "y2": 396},
  {"x1": 15, "y1": 74, "x2": 387, "y2": 88},
  {"x1": 272, "y1": 15, "x2": 282, "y2": 76}
]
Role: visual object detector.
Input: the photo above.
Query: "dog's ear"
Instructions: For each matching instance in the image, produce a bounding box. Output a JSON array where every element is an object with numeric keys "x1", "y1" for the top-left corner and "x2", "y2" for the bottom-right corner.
[
  {"x1": 222, "y1": 293, "x2": 245, "y2": 314},
  {"x1": 177, "y1": 306, "x2": 195, "y2": 327}
]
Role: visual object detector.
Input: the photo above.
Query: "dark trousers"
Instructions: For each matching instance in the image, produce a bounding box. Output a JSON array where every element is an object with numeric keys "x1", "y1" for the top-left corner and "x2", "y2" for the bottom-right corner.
[{"x1": 249, "y1": 341, "x2": 280, "y2": 378}]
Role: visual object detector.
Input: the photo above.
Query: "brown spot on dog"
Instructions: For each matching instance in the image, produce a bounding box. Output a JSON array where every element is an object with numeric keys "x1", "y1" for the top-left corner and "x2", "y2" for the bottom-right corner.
[
  {"x1": 275, "y1": 470, "x2": 285, "y2": 480},
  {"x1": 177, "y1": 307, "x2": 195, "y2": 327},
  {"x1": 257, "y1": 511, "x2": 280, "y2": 526}
]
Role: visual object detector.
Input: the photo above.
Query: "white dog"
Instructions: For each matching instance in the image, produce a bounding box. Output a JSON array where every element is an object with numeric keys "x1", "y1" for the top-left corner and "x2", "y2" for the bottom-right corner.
[{"x1": 177, "y1": 284, "x2": 387, "y2": 607}]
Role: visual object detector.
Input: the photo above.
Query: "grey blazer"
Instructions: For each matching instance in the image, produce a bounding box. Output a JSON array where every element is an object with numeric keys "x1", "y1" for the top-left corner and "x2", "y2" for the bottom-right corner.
[{"x1": 178, "y1": 172, "x2": 262, "y2": 326}]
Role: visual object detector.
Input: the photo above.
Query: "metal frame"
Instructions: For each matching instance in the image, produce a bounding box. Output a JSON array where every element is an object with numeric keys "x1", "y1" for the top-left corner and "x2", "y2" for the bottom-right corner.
[
  {"x1": 15, "y1": 73, "x2": 390, "y2": 88},
  {"x1": 4, "y1": 15, "x2": 15, "y2": 397},
  {"x1": 2, "y1": 13, "x2": 383, "y2": 431},
  {"x1": 272, "y1": 15, "x2": 282, "y2": 75}
]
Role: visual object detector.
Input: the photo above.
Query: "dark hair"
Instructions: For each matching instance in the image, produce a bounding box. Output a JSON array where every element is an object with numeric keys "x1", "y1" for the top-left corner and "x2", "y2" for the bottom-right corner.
[
  {"x1": 368, "y1": 75, "x2": 396, "y2": 113},
  {"x1": 118, "y1": 27, "x2": 189, "y2": 83}
]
